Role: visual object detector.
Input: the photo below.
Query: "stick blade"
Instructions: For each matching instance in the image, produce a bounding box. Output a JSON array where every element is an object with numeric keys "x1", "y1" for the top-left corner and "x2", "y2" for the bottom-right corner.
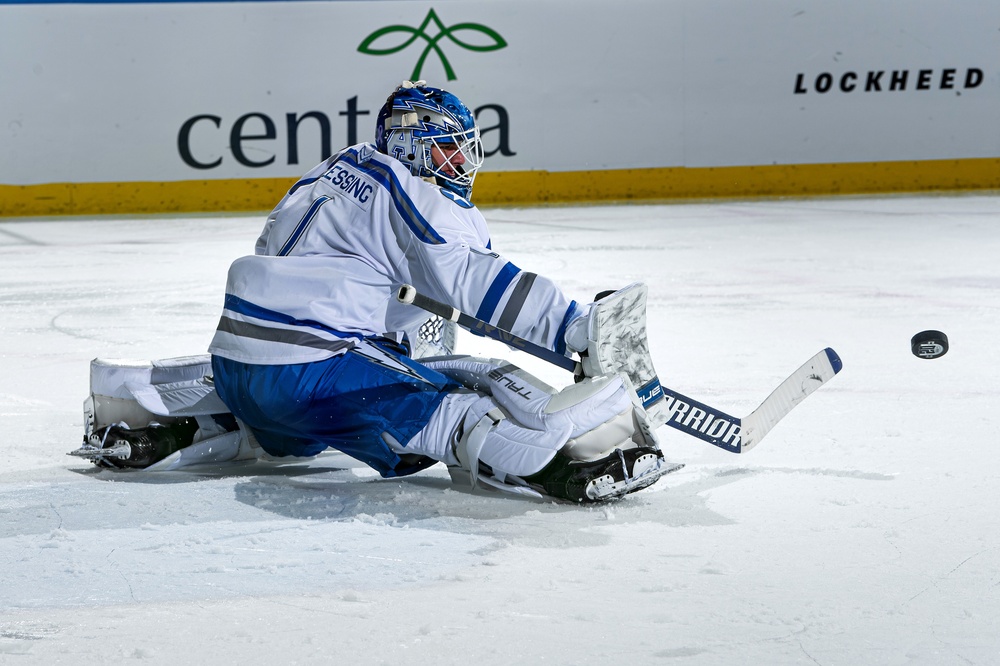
[{"x1": 738, "y1": 347, "x2": 842, "y2": 452}]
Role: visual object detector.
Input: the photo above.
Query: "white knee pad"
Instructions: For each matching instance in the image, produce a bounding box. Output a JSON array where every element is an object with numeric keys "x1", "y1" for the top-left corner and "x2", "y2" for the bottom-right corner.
[
  {"x1": 400, "y1": 390, "x2": 570, "y2": 480},
  {"x1": 428, "y1": 356, "x2": 656, "y2": 458},
  {"x1": 422, "y1": 355, "x2": 633, "y2": 437},
  {"x1": 414, "y1": 357, "x2": 660, "y2": 478}
]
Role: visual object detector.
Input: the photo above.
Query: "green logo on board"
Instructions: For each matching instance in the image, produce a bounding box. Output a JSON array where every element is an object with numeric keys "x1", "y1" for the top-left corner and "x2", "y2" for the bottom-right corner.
[{"x1": 358, "y1": 8, "x2": 508, "y2": 81}]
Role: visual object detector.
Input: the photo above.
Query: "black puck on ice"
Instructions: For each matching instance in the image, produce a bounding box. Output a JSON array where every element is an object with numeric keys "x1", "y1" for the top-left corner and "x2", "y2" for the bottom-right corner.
[{"x1": 911, "y1": 330, "x2": 949, "y2": 359}]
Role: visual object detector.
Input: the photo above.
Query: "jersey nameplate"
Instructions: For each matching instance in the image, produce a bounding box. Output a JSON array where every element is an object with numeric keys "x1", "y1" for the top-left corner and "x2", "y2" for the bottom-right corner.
[{"x1": 324, "y1": 163, "x2": 376, "y2": 211}]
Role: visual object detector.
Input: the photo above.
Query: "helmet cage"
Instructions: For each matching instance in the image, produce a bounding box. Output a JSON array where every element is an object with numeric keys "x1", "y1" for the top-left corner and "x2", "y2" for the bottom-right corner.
[
  {"x1": 419, "y1": 126, "x2": 484, "y2": 198},
  {"x1": 377, "y1": 83, "x2": 484, "y2": 199}
]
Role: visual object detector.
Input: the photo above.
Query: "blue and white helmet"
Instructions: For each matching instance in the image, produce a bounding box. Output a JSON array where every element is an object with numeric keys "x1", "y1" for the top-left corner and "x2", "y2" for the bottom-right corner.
[{"x1": 375, "y1": 81, "x2": 485, "y2": 199}]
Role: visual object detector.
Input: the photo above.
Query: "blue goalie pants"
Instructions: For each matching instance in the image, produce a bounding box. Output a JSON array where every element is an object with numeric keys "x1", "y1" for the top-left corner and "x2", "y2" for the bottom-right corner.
[{"x1": 211, "y1": 338, "x2": 462, "y2": 478}]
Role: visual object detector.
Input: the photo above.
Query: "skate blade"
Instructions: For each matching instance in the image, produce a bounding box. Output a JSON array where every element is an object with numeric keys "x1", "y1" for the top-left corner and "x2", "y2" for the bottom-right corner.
[
  {"x1": 67, "y1": 442, "x2": 130, "y2": 461},
  {"x1": 585, "y1": 457, "x2": 684, "y2": 501}
]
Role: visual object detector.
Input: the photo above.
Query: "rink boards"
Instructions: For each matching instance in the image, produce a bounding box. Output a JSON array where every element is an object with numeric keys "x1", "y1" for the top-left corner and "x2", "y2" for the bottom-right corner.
[{"x1": 2, "y1": 0, "x2": 998, "y2": 215}]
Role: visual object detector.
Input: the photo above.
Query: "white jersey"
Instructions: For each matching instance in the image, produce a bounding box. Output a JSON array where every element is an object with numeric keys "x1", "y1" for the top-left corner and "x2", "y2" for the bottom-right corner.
[{"x1": 209, "y1": 143, "x2": 583, "y2": 365}]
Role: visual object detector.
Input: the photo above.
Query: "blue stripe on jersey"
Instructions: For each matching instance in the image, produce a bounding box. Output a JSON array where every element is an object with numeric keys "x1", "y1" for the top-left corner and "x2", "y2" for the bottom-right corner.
[
  {"x1": 287, "y1": 176, "x2": 320, "y2": 197},
  {"x1": 223, "y1": 293, "x2": 363, "y2": 340},
  {"x1": 340, "y1": 149, "x2": 446, "y2": 245},
  {"x1": 276, "y1": 195, "x2": 330, "y2": 256},
  {"x1": 554, "y1": 300, "x2": 580, "y2": 356},
  {"x1": 476, "y1": 261, "x2": 521, "y2": 323},
  {"x1": 287, "y1": 147, "x2": 349, "y2": 196}
]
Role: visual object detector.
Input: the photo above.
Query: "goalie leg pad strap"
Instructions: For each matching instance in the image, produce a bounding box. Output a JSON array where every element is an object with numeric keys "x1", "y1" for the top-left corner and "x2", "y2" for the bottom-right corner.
[{"x1": 454, "y1": 407, "x2": 505, "y2": 489}]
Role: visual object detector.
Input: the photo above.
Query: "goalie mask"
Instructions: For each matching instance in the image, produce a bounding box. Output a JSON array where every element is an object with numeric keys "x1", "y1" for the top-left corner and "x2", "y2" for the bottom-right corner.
[{"x1": 375, "y1": 81, "x2": 485, "y2": 199}]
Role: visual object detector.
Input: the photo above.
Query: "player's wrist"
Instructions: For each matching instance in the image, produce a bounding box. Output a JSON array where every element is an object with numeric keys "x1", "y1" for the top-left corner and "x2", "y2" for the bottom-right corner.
[{"x1": 563, "y1": 308, "x2": 591, "y2": 353}]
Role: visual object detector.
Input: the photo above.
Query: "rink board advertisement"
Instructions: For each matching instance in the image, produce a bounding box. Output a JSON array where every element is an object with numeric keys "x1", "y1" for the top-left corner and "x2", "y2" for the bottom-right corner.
[{"x1": 1, "y1": 0, "x2": 999, "y2": 215}]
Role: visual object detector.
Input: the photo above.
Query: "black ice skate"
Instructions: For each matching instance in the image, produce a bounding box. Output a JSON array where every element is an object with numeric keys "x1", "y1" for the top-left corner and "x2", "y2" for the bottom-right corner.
[
  {"x1": 524, "y1": 446, "x2": 680, "y2": 503},
  {"x1": 70, "y1": 418, "x2": 199, "y2": 469}
]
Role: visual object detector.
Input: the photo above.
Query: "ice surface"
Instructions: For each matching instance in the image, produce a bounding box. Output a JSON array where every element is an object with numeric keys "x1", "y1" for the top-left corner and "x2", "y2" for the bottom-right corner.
[{"x1": 1, "y1": 195, "x2": 999, "y2": 664}]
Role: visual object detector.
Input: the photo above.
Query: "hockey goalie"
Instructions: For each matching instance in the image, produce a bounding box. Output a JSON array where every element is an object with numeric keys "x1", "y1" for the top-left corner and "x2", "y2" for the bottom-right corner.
[{"x1": 71, "y1": 81, "x2": 678, "y2": 503}]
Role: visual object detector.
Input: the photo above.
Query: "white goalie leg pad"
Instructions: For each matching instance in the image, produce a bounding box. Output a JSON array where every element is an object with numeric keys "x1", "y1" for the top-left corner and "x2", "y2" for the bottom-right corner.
[
  {"x1": 488, "y1": 366, "x2": 630, "y2": 440},
  {"x1": 419, "y1": 355, "x2": 510, "y2": 393},
  {"x1": 125, "y1": 376, "x2": 229, "y2": 419},
  {"x1": 475, "y1": 408, "x2": 572, "y2": 479},
  {"x1": 145, "y1": 430, "x2": 245, "y2": 471},
  {"x1": 396, "y1": 391, "x2": 477, "y2": 467},
  {"x1": 452, "y1": 404, "x2": 504, "y2": 491},
  {"x1": 142, "y1": 418, "x2": 318, "y2": 472},
  {"x1": 572, "y1": 282, "x2": 667, "y2": 423},
  {"x1": 85, "y1": 355, "x2": 229, "y2": 436},
  {"x1": 442, "y1": 405, "x2": 546, "y2": 499},
  {"x1": 82, "y1": 356, "x2": 307, "y2": 471},
  {"x1": 422, "y1": 355, "x2": 633, "y2": 440},
  {"x1": 402, "y1": 390, "x2": 571, "y2": 488},
  {"x1": 422, "y1": 355, "x2": 658, "y2": 461}
]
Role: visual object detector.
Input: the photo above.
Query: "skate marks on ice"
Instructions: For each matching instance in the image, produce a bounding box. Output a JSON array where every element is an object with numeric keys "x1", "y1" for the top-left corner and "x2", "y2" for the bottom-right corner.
[
  {"x1": 232, "y1": 470, "x2": 623, "y2": 548},
  {"x1": 0, "y1": 621, "x2": 60, "y2": 658},
  {"x1": 639, "y1": 462, "x2": 896, "y2": 527},
  {"x1": 2, "y1": 464, "x2": 618, "y2": 610},
  {"x1": 55, "y1": 455, "x2": 896, "y2": 545},
  {"x1": 661, "y1": 463, "x2": 895, "y2": 499},
  {"x1": 4, "y1": 456, "x2": 896, "y2": 610},
  {"x1": 0, "y1": 225, "x2": 46, "y2": 246},
  {"x1": 224, "y1": 459, "x2": 874, "y2": 546},
  {"x1": 0, "y1": 392, "x2": 53, "y2": 416},
  {"x1": 708, "y1": 465, "x2": 894, "y2": 483},
  {"x1": 0, "y1": 469, "x2": 495, "y2": 610},
  {"x1": 48, "y1": 300, "x2": 220, "y2": 346}
]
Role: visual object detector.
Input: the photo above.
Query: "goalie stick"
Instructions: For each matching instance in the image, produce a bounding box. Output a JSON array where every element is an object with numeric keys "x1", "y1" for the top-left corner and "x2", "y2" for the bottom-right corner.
[{"x1": 397, "y1": 285, "x2": 842, "y2": 454}]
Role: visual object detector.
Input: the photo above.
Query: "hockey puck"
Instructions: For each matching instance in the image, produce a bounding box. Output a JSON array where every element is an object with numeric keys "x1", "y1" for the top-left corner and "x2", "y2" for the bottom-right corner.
[{"x1": 911, "y1": 330, "x2": 948, "y2": 359}]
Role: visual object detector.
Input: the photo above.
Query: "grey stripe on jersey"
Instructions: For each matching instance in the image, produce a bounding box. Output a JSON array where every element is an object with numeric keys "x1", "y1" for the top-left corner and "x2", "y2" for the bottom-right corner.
[
  {"x1": 217, "y1": 316, "x2": 357, "y2": 354},
  {"x1": 497, "y1": 272, "x2": 537, "y2": 331}
]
